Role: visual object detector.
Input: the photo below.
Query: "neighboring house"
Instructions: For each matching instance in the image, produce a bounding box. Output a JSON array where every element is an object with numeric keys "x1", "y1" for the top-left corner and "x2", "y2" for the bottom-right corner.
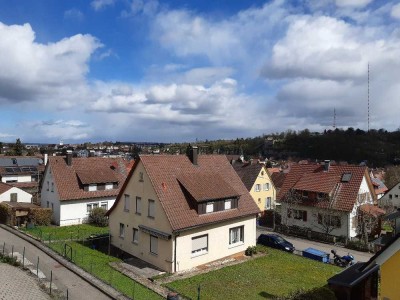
[
  {"x1": 41, "y1": 152, "x2": 130, "y2": 226},
  {"x1": 328, "y1": 233, "x2": 400, "y2": 300},
  {"x1": 277, "y1": 161, "x2": 377, "y2": 239},
  {"x1": 0, "y1": 182, "x2": 32, "y2": 203},
  {"x1": 370, "y1": 176, "x2": 387, "y2": 200},
  {"x1": 378, "y1": 182, "x2": 400, "y2": 212},
  {"x1": 107, "y1": 147, "x2": 260, "y2": 273},
  {"x1": 233, "y1": 162, "x2": 277, "y2": 211},
  {"x1": 0, "y1": 156, "x2": 45, "y2": 202}
]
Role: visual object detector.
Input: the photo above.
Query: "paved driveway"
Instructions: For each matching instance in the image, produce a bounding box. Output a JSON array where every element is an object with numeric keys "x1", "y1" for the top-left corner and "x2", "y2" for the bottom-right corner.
[{"x1": 257, "y1": 227, "x2": 374, "y2": 263}]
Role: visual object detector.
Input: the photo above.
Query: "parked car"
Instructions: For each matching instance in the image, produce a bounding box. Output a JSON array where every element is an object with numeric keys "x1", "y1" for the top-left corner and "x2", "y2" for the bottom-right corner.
[{"x1": 257, "y1": 234, "x2": 295, "y2": 253}]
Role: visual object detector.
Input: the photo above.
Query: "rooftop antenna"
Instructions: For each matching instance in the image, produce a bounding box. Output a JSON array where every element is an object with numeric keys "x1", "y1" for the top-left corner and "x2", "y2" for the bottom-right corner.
[
  {"x1": 368, "y1": 63, "x2": 370, "y2": 132},
  {"x1": 333, "y1": 108, "x2": 336, "y2": 129}
]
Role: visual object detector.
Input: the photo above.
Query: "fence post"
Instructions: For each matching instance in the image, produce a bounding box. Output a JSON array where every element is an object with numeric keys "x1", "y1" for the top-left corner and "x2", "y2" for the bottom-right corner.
[
  {"x1": 11, "y1": 245, "x2": 14, "y2": 259},
  {"x1": 22, "y1": 246, "x2": 25, "y2": 268},
  {"x1": 36, "y1": 256, "x2": 39, "y2": 277},
  {"x1": 50, "y1": 270, "x2": 53, "y2": 295},
  {"x1": 197, "y1": 284, "x2": 201, "y2": 300}
]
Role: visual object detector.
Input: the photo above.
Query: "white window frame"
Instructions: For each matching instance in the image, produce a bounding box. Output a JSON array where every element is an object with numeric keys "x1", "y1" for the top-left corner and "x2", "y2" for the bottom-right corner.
[
  {"x1": 229, "y1": 225, "x2": 244, "y2": 246},
  {"x1": 119, "y1": 223, "x2": 125, "y2": 238},
  {"x1": 124, "y1": 194, "x2": 130, "y2": 212},
  {"x1": 132, "y1": 228, "x2": 139, "y2": 244},
  {"x1": 265, "y1": 197, "x2": 272, "y2": 209},
  {"x1": 136, "y1": 197, "x2": 141, "y2": 215},
  {"x1": 101, "y1": 202, "x2": 108, "y2": 210},
  {"x1": 254, "y1": 184, "x2": 261, "y2": 192},
  {"x1": 150, "y1": 235, "x2": 158, "y2": 255},
  {"x1": 224, "y1": 199, "x2": 232, "y2": 210},
  {"x1": 191, "y1": 234, "x2": 208, "y2": 256},
  {"x1": 263, "y1": 183, "x2": 270, "y2": 191},
  {"x1": 88, "y1": 184, "x2": 97, "y2": 191},
  {"x1": 105, "y1": 183, "x2": 113, "y2": 190},
  {"x1": 148, "y1": 199, "x2": 155, "y2": 218},
  {"x1": 206, "y1": 202, "x2": 214, "y2": 213}
]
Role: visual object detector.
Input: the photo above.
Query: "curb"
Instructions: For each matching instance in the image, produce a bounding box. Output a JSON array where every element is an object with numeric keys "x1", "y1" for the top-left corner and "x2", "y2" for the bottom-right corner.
[{"x1": 0, "y1": 224, "x2": 130, "y2": 300}]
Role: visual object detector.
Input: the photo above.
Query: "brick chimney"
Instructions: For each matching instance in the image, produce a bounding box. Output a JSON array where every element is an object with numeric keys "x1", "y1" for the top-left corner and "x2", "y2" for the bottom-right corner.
[
  {"x1": 324, "y1": 160, "x2": 330, "y2": 172},
  {"x1": 188, "y1": 146, "x2": 198, "y2": 165}
]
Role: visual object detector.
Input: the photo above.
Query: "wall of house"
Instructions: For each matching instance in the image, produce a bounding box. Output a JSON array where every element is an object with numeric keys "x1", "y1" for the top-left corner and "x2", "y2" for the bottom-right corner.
[
  {"x1": 60, "y1": 197, "x2": 115, "y2": 226},
  {"x1": 174, "y1": 216, "x2": 256, "y2": 272},
  {"x1": 379, "y1": 183, "x2": 400, "y2": 210},
  {"x1": 0, "y1": 187, "x2": 32, "y2": 203},
  {"x1": 109, "y1": 161, "x2": 174, "y2": 272},
  {"x1": 1, "y1": 175, "x2": 32, "y2": 183},
  {"x1": 250, "y1": 167, "x2": 276, "y2": 211},
  {"x1": 380, "y1": 250, "x2": 400, "y2": 300},
  {"x1": 40, "y1": 166, "x2": 61, "y2": 224}
]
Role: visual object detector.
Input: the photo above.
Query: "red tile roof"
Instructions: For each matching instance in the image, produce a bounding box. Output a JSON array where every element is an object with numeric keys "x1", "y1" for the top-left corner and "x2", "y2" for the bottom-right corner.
[
  {"x1": 109, "y1": 154, "x2": 260, "y2": 232},
  {"x1": 278, "y1": 163, "x2": 374, "y2": 212},
  {"x1": 233, "y1": 162, "x2": 266, "y2": 191},
  {"x1": 0, "y1": 182, "x2": 12, "y2": 194},
  {"x1": 48, "y1": 156, "x2": 130, "y2": 201}
]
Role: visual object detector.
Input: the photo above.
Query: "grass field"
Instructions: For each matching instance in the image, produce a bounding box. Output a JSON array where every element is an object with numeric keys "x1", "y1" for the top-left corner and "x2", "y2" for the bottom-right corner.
[
  {"x1": 22, "y1": 224, "x2": 109, "y2": 242},
  {"x1": 165, "y1": 247, "x2": 341, "y2": 300}
]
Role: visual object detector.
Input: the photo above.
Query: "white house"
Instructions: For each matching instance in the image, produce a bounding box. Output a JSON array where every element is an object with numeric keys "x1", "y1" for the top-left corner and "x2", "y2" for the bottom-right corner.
[
  {"x1": 0, "y1": 182, "x2": 32, "y2": 203},
  {"x1": 379, "y1": 182, "x2": 400, "y2": 212},
  {"x1": 278, "y1": 162, "x2": 379, "y2": 239},
  {"x1": 107, "y1": 147, "x2": 260, "y2": 273},
  {"x1": 40, "y1": 153, "x2": 130, "y2": 226}
]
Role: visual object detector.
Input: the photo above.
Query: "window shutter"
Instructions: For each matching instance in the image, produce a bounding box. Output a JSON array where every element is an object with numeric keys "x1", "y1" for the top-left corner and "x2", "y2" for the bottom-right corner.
[
  {"x1": 216, "y1": 201, "x2": 224, "y2": 211},
  {"x1": 198, "y1": 203, "x2": 206, "y2": 214},
  {"x1": 98, "y1": 184, "x2": 105, "y2": 190},
  {"x1": 84, "y1": 185, "x2": 89, "y2": 191},
  {"x1": 303, "y1": 211, "x2": 307, "y2": 222},
  {"x1": 232, "y1": 198, "x2": 238, "y2": 209},
  {"x1": 113, "y1": 183, "x2": 118, "y2": 189}
]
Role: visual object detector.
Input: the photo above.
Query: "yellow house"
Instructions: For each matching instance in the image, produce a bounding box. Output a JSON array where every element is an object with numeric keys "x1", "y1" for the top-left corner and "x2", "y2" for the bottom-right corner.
[
  {"x1": 328, "y1": 233, "x2": 400, "y2": 299},
  {"x1": 233, "y1": 162, "x2": 277, "y2": 211},
  {"x1": 107, "y1": 147, "x2": 260, "y2": 273}
]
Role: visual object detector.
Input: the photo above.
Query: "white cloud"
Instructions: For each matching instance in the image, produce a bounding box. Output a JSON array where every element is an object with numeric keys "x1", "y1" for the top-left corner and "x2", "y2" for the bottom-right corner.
[
  {"x1": 91, "y1": 0, "x2": 115, "y2": 11},
  {"x1": 335, "y1": 0, "x2": 373, "y2": 8},
  {"x1": 391, "y1": 3, "x2": 400, "y2": 19},
  {"x1": 64, "y1": 8, "x2": 84, "y2": 21}
]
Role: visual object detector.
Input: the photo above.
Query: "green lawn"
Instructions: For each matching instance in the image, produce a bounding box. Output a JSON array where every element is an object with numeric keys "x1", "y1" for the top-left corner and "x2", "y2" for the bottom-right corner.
[
  {"x1": 22, "y1": 224, "x2": 109, "y2": 242},
  {"x1": 165, "y1": 247, "x2": 341, "y2": 300}
]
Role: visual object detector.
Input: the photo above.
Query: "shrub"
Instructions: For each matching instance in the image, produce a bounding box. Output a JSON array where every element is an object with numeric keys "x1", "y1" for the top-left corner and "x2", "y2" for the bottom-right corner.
[
  {"x1": 88, "y1": 207, "x2": 108, "y2": 227},
  {"x1": 0, "y1": 203, "x2": 11, "y2": 224},
  {"x1": 30, "y1": 208, "x2": 52, "y2": 226},
  {"x1": 245, "y1": 246, "x2": 257, "y2": 256}
]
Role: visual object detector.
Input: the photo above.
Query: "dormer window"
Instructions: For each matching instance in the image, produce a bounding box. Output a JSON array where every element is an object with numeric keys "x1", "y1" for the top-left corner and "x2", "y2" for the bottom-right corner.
[
  {"x1": 105, "y1": 183, "x2": 113, "y2": 190},
  {"x1": 224, "y1": 199, "x2": 232, "y2": 210},
  {"x1": 88, "y1": 184, "x2": 97, "y2": 191},
  {"x1": 206, "y1": 202, "x2": 214, "y2": 213},
  {"x1": 302, "y1": 191, "x2": 308, "y2": 198}
]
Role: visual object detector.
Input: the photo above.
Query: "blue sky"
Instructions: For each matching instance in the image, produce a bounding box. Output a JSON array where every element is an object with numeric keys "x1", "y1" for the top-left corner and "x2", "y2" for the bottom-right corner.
[{"x1": 1, "y1": 0, "x2": 400, "y2": 143}]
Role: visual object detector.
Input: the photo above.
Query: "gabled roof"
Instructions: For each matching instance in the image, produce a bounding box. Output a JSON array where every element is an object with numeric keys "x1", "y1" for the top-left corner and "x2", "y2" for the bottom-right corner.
[
  {"x1": 108, "y1": 154, "x2": 260, "y2": 232},
  {"x1": 278, "y1": 163, "x2": 373, "y2": 212},
  {"x1": 0, "y1": 182, "x2": 13, "y2": 194},
  {"x1": 47, "y1": 156, "x2": 130, "y2": 201},
  {"x1": 0, "y1": 156, "x2": 43, "y2": 167},
  {"x1": 270, "y1": 172, "x2": 287, "y2": 190},
  {"x1": 232, "y1": 162, "x2": 268, "y2": 191}
]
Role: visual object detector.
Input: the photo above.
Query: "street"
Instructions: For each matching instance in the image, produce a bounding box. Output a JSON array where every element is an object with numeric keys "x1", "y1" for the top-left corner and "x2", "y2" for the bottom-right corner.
[
  {"x1": 256, "y1": 227, "x2": 374, "y2": 263},
  {"x1": 0, "y1": 227, "x2": 111, "y2": 300}
]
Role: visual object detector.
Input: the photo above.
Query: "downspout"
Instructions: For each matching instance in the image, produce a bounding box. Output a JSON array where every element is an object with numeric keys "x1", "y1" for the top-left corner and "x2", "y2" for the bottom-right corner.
[{"x1": 174, "y1": 232, "x2": 180, "y2": 273}]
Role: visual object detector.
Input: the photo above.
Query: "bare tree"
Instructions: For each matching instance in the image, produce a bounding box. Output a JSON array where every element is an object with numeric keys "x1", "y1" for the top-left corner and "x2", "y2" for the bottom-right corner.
[{"x1": 280, "y1": 188, "x2": 303, "y2": 231}]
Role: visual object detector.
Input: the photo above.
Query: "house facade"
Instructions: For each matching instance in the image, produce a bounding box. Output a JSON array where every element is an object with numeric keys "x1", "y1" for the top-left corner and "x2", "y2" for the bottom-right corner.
[
  {"x1": 0, "y1": 182, "x2": 32, "y2": 203},
  {"x1": 41, "y1": 153, "x2": 129, "y2": 226},
  {"x1": 233, "y1": 162, "x2": 277, "y2": 211},
  {"x1": 379, "y1": 182, "x2": 400, "y2": 212},
  {"x1": 278, "y1": 162, "x2": 377, "y2": 239},
  {"x1": 107, "y1": 148, "x2": 260, "y2": 273}
]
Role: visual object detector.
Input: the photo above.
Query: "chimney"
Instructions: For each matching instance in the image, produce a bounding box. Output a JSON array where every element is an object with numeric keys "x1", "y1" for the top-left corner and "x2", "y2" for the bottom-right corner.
[
  {"x1": 66, "y1": 150, "x2": 73, "y2": 166},
  {"x1": 324, "y1": 160, "x2": 330, "y2": 172},
  {"x1": 89, "y1": 150, "x2": 95, "y2": 157},
  {"x1": 188, "y1": 146, "x2": 198, "y2": 165}
]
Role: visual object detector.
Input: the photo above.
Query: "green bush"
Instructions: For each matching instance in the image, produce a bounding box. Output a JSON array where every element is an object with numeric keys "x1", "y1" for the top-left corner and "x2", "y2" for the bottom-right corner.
[
  {"x1": 245, "y1": 246, "x2": 257, "y2": 256},
  {"x1": 88, "y1": 207, "x2": 108, "y2": 227}
]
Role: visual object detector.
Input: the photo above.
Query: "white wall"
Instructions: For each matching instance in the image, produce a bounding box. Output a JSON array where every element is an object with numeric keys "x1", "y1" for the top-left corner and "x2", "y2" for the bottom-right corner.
[
  {"x1": 379, "y1": 183, "x2": 400, "y2": 210},
  {"x1": 2, "y1": 175, "x2": 32, "y2": 183},
  {"x1": 0, "y1": 187, "x2": 32, "y2": 203},
  {"x1": 40, "y1": 165, "x2": 61, "y2": 224}
]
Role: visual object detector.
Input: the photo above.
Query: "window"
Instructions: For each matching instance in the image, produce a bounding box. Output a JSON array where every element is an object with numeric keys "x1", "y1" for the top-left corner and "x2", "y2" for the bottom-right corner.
[
  {"x1": 150, "y1": 235, "x2": 158, "y2": 255},
  {"x1": 10, "y1": 193, "x2": 17, "y2": 202},
  {"x1": 47, "y1": 201, "x2": 49, "y2": 208},
  {"x1": 105, "y1": 183, "x2": 113, "y2": 190},
  {"x1": 389, "y1": 194, "x2": 393, "y2": 199},
  {"x1": 265, "y1": 197, "x2": 272, "y2": 209},
  {"x1": 229, "y1": 226, "x2": 244, "y2": 245},
  {"x1": 136, "y1": 197, "x2": 141, "y2": 214},
  {"x1": 258, "y1": 198, "x2": 261, "y2": 204},
  {"x1": 293, "y1": 209, "x2": 307, "y2": 221},
  {"x1": 47, "y1": 181, "x2": 49, "y2": 191},
  {"x1": 139, "y1": 172, "x2": 144, "y2": 182},
  {"x1": 317, "y1": 193, "x2": 325, "y2": 200},
  {"x1": 101, "y1": 202, "x2": 108, "y2": 210},
  {"x1": 51, "y1": 203, "x2": 54, "y2": 211},
  {"x1": 192, "y1": 234, "x2": 208, "y2": 256},
  {"x1": 318, "y1": 214, "x2": 341, "y2": 228},
  {"x1": 263, "y1": 183, "x2": 270, "y2": 191},
  {"x1": 224, "y1": 199, "x2": 232, "y2": 210},
  {"x1": 396, "y1": 195, "x2": 399, "y2": 199},
  {"x1": 206, "y1": 202, "x2": 214, "y2": 213},
  {"x1": 87, "y1": 203, "x2": 98, "y2": 213},
  {"x1": 119, "y1": 223, "x2": 125, "y2": 238},
  {"x1": 124, "y1": 194, "x2": 130, "y2": 211},
  {"x1": 132, "y1": 228, "x2": 139, "y2": 244},
  {"x1": 148, "y1": 199, "x2": 155, "y2": 218},
  {"x1": 51, "y1": 182, "x2": 54, "y2": 192},
  {"x1": 302, "y1": 191, "x2": 308, "y2": 198},
  {"x1": 254, "y1": 184, "x2": 261, "y2": 192},
  {"x1": 88, "y1": 184, "x2": 97, "y2": 191}
]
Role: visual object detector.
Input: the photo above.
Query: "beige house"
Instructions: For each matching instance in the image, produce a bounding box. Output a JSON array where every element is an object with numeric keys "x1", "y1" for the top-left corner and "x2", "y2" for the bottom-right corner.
[
  {"x1": 107, "y1": 147, "x2": 260, "y2": 273},
  {"x1": 233, "y1": 162, "x2": 277, "y2": 211}
]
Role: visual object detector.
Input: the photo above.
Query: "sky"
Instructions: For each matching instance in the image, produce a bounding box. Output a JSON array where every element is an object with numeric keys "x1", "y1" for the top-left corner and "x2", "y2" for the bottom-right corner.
[{"x1": 1, "y1": 0, "x2": 400, "y2": 143}]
